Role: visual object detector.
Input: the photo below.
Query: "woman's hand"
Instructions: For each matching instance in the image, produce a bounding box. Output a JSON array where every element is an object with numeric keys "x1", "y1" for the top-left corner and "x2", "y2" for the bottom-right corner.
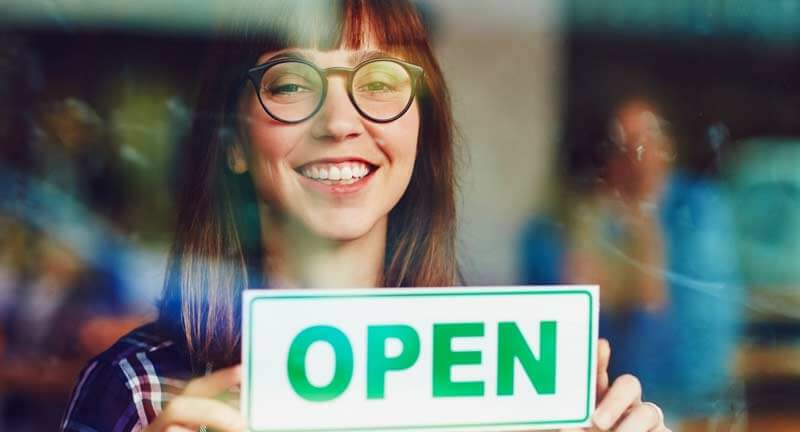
[
  {"x1": 144, "y1": 365, "x2": 245, "y2": 432},
  {"x1": 561, "y1": 339, "x2": 669, "y2": 432}
]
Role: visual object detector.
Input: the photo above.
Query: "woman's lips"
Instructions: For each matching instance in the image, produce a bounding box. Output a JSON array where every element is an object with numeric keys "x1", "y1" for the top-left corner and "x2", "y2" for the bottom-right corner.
[
  {"x1": 295, "y1": 161, "x2": 378, "y2": 195},
  {"x1": 297, "y1": 160, "x2": 373, "y2": 183}
]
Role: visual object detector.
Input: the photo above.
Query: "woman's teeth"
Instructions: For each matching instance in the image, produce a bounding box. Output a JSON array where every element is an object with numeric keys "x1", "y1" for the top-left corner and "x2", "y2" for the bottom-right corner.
[{"x1": 300, "y1": 162, "x2": 371, "y2": 184}]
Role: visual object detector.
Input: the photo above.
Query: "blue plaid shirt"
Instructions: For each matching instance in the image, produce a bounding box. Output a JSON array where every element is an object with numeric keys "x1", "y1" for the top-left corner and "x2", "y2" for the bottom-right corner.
[{"x1": 60, "y1": 323, "x2": 196, "y2": 431}]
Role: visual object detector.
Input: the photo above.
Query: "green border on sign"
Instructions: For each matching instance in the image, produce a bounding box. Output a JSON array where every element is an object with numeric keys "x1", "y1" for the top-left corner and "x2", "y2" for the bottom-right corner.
[{"x1": 245, "y1": 289, "x2": 595, "y2": 432}]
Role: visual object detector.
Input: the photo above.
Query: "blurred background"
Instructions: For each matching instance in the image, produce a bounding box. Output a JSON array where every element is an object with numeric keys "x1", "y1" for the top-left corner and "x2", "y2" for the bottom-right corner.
[{"x1": 1, "y1": 0, "x2": 799, "y2": 430}]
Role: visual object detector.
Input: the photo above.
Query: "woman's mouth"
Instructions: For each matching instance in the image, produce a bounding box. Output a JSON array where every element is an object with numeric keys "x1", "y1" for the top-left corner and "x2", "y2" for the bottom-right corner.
[{"x1": 297, "y1": 161, "x2": 376, "y2": 185}]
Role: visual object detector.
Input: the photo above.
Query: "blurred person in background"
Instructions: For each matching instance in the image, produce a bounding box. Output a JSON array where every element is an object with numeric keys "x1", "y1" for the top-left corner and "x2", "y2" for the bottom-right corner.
[
  {"x1": 60, "y1": 1, "x2": 668, "y2": 431},
  {"x1": 521, "y1": 98, "x2": 743, "y2": 427},
  {"x1": 563, "y1": 101, "x2": 672, "y2": 315}
]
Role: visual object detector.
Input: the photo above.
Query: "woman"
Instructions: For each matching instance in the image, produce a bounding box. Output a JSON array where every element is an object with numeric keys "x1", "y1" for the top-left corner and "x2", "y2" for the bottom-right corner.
[{"x1": 62, "y1": 1, "x2": 668, "y2": 431}]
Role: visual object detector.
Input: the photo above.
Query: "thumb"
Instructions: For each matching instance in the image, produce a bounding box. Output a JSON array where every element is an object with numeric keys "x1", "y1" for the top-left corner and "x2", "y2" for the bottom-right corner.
[
  {"x1": 183, "y1": 364, "x2": 242, "y2": 398},
  {"x1": 596, "y1": 339, "x2": 611, "y2": 400}
]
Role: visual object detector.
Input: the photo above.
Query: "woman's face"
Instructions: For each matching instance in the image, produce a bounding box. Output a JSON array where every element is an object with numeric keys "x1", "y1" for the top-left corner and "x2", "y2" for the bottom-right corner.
[{"x1": 237, "y1": 43, "x2": 420, "y2": 241}]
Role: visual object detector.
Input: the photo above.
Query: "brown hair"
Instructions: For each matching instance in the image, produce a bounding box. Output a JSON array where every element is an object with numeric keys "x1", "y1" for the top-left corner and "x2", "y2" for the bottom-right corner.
[{"x1": 159, "y1": 0, "x2": 459, "y2": 370}]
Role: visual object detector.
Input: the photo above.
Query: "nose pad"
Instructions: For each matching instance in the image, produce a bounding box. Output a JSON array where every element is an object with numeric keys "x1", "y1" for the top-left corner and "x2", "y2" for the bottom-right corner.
[{"x1": 310, "y1": 77, "x2": 365, "y2": 142}]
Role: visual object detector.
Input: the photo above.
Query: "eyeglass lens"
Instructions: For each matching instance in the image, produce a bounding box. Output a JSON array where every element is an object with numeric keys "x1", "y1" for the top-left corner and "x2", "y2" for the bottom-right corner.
[{"x1": 258, "y1": 60, "x2": 413, "y2": 122}]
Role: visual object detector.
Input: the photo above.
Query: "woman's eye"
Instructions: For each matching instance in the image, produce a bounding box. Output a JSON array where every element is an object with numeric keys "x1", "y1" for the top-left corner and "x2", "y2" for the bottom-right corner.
[
  {"x1": 360, "y1": 81, "x2": 395, "y2": 92},
  {"x1": 269, "y1": 83, "x2": 310, "y2": 95}
]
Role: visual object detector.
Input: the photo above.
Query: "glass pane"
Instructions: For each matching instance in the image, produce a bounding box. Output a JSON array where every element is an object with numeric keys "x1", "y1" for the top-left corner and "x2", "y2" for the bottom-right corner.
[{"x1": 1, "y1": 1, "x2": 799, "y2": 431}]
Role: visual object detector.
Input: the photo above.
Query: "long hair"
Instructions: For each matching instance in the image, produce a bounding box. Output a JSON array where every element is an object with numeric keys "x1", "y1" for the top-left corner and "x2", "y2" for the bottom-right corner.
[{"x1": 159, "y1": 0, "x2": 459, "y2": 370}]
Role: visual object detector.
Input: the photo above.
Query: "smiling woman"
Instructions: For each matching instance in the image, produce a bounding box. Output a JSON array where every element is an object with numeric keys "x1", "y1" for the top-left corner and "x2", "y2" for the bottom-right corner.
[
  {"x1": 157, "y1": 0, "x2": 459, "y2": 370},
  {"x1": 59, "y1": 1, "x2": 666, "y2": 432},
  {"x1": 238, "y1": 48, "x2": 422, "y2": 243}
]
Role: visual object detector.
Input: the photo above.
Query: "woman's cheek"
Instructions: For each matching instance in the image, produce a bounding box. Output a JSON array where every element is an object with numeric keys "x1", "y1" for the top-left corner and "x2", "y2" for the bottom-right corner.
[
  {"x1": 242, "y1": 93, "x2": 299, "y2": 164},
  {"x1": 248, "y1": 122, "x2": 298, "y2": 163},
  {"x1": 378, "y1": 104, "x2": 420, "y2": 164},
  {"x1": 245, "y1": 123, "x2": 304, "y2": 208}
]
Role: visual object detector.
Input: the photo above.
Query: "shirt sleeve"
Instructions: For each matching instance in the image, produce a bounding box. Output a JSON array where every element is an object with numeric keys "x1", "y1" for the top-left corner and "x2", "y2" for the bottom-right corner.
[{"x1": 60, "y1": 358, "x2": 142, "y2": 432}]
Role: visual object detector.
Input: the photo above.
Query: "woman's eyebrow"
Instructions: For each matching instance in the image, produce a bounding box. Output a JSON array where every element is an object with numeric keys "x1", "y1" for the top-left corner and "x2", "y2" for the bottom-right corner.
[
  {"x1": 264, "y1": 50, "x2": 310, "y2": 62},
  {"x1": 350, "y1": 50, "x2": 393, "y2": 65},
  {"x1": 262, "y1": 49, "x2": 393, "y2": 65}
]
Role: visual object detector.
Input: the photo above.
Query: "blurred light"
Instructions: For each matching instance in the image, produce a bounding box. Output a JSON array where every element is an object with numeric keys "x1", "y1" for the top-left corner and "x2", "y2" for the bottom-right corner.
[{"x1": 569, "y1": 0, "x2": 800, "y2": 44}]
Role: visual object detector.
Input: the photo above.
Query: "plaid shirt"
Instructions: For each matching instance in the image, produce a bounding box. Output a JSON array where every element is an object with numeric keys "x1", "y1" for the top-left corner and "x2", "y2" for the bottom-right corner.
[{"x1": 60, "y1": 322, "x2": 196, "y2": 432}]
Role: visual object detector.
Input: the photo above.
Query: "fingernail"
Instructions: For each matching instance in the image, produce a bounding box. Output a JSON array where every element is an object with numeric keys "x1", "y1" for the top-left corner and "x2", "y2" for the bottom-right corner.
[
  {"x1": 592, "y1": 410, "x2": 611, "y2": 430},
  {"x1": 236, "y1": 418, "x2": 248, "y2": 431}
]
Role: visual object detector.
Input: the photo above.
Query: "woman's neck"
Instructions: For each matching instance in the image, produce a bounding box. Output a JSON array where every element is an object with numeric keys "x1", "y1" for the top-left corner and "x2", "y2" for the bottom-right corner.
[{"x1": 259, "y1": 205, "x2": 386, "y2": 289}]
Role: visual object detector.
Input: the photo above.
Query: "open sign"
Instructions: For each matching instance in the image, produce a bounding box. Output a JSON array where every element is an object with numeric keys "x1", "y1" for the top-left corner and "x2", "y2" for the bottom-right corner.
[{"x1": 242, "y1": 286, "x2": 598, "y2": 432}]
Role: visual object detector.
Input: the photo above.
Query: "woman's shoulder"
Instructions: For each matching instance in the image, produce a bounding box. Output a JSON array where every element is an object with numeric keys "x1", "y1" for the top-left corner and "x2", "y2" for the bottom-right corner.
[
  {"x1": 81, "y1": 321, "x2": 194, "y2": 385},
  {"x1": 91, "y1": 321, "x2": 189, "y2": 368},
  {"x1": 60, "y1": 321, "x2": 194, "y2": 431}
]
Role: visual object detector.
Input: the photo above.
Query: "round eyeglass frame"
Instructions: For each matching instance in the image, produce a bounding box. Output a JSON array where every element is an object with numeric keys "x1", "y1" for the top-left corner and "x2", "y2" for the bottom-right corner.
[{"x1": 246, "y1": 57, "x2": 424, "y2": 124}]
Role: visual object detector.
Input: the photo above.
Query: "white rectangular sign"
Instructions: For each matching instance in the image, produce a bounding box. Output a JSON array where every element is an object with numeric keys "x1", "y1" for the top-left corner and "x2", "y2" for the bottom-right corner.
[{"x1": 242, "y1": 285, "x2": 598, "y2": 431}]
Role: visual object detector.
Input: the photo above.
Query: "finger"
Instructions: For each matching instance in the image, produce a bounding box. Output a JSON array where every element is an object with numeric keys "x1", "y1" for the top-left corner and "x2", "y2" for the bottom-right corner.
[
  {"x1": 164, "y1": 426, "x2": 195, "y2": 432},
  {"x1": 183, "y1": 365, "x2": 242, "y2": 398},
  {"x1": 560, "y1": 427, "x2": 602, "y2": 432},
  {"x1": 550, "y1": 427, "x2": 604, "y2": 432},
  {"x1": 614, "y1": 403, "x2": 661, "y2": 432},
  {"x1": 597, "y1": 339, "x2": 611, "y2": 374},
  {"x1": 159, "y1": 396, "x2": 246, "y2": 432},
  {"x1": 596, "y1": 339, "x2": 611, "y2": 399},
  {"x1": 592, "y1": 374, "x2": 642, "y2": 430},
  {"x1": 217, "y1": 387, "x2": 241, "y2": 411},
  {"x1": 642, "y1": 401, "x2": 667, "y2": 431}
]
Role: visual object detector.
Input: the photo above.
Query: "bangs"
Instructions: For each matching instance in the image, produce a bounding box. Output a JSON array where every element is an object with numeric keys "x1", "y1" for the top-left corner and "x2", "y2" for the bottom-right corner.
[{"x1": 230, "y1": 0, "x2": 428, "y2": 63}]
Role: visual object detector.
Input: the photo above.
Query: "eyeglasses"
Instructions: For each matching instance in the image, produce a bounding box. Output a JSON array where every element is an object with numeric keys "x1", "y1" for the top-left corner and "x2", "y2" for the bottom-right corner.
[{"x1": 246, "y1": 57, "x2": 424, "y2": 124}]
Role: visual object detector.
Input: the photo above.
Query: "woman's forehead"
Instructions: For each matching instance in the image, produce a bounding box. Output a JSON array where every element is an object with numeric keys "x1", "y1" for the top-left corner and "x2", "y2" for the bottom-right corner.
[
  {"x1": 255, "y1": 46, "x2": 403, "y2": 67},
  {"x1": 251, "y1": 8, "x2": 418, "y2": 67}
]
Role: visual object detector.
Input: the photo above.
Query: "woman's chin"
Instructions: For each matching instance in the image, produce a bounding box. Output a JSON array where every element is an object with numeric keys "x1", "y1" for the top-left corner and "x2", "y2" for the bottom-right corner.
[{"x1": 303, "y1": 211, "x2": 383, "y2": 242}]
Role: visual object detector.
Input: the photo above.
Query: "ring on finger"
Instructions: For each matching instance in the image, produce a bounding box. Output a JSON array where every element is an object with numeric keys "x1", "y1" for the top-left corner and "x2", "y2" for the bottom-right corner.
[{"x1": 641, "y1": 401, "x2": 664, "y2": 427}]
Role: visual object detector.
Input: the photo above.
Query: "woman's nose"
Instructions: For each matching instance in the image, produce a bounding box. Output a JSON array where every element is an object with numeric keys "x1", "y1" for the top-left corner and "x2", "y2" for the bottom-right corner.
[{"x1": 310, "y1": 76, "x2": 365, "y2": 142}]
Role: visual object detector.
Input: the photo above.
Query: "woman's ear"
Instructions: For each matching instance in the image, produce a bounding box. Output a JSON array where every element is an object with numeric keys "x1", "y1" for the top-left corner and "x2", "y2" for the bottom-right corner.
[{"x1": 227, "y1": 142, "x2": 248, "y2": 174}]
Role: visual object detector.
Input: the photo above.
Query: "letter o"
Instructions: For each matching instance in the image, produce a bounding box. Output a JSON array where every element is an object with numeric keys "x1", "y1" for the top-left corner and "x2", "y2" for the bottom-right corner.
[{"x1": 287, "y1": 325, "x2": 354, "y2": 402}]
